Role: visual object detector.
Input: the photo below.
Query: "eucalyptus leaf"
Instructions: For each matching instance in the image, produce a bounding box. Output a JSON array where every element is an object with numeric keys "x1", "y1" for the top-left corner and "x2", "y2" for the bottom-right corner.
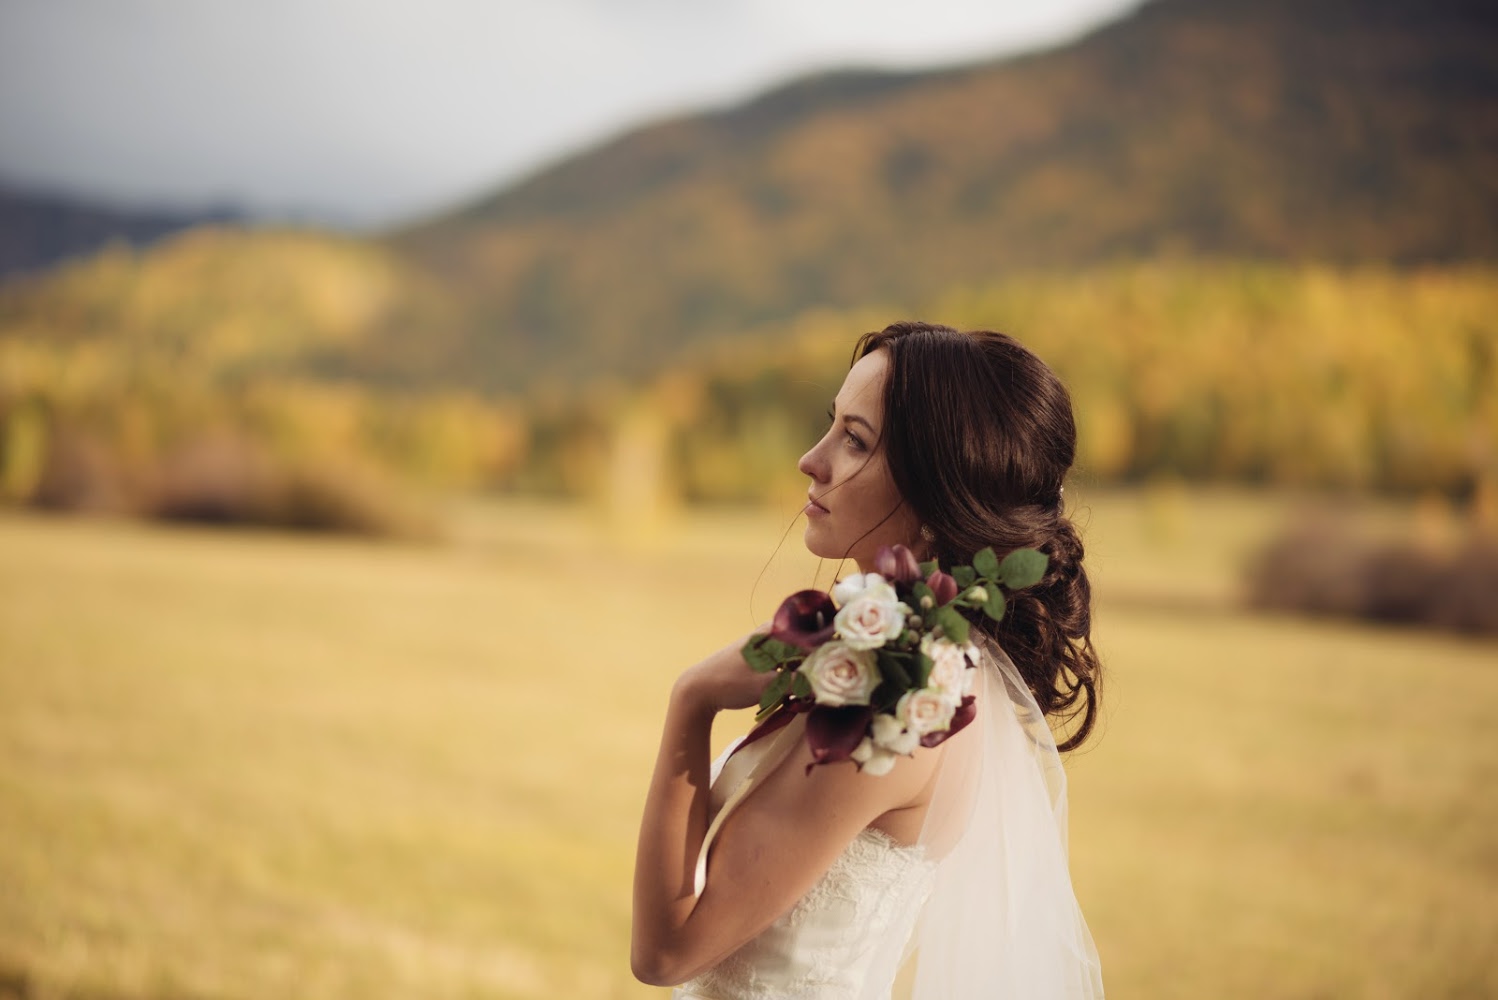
[
  {"x1": 998, "y1": 548, "x2": 1049, "y2": 590},
  {"x1": 972, "y1": 547, "x2": 1000, "y2": 580},
  {"x1": 983, "y1": 587, "x2": 1007, "y2": 622}
]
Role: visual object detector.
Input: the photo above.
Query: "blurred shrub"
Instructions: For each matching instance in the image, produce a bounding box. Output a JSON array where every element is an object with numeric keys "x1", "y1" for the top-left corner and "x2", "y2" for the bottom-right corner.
[
  {"x1": 1244, "y1": 509, "x2": 1498, "y2": 635},
  {"x1": 148, "y1": 432, "x2": 436, "y2": 539},
  {"x1": 14, "y1": 415, "x2": 436, "y2": 540}
]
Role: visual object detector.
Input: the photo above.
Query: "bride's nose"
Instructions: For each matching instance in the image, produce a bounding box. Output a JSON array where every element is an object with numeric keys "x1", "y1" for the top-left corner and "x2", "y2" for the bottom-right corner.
[{"x1": 798, "y1": 440, "x2": 829, "y2": 483}]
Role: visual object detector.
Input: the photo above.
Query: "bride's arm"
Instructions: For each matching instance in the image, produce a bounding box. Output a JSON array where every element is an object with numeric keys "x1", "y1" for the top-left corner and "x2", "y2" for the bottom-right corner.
[{"x1": 630, "y1": 638, "x2": 937, "y2": 987}]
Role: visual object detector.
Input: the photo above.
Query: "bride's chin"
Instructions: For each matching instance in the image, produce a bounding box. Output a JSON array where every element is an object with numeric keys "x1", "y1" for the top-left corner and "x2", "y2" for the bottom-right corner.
[{"x1": 802, "y1": 524, "x2": 837, "y2": 560}]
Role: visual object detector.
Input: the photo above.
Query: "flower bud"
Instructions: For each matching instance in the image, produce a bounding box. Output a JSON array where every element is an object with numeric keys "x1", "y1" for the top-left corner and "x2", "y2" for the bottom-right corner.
[{"x1": 964, "y1": 586, "x2": 988, "y2": 605}]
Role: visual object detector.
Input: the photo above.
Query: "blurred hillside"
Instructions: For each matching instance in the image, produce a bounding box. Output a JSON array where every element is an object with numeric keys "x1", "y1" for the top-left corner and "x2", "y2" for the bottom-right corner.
[
  {"x1": 1, "y1": 0, "x2": 1496, "y2": 530},
  {"x1": 391, "y1": 0, "x2": 1498, "y2": 385},
  {"x1": 0, "y1": 183, "x2": 237, "y2": 280}
]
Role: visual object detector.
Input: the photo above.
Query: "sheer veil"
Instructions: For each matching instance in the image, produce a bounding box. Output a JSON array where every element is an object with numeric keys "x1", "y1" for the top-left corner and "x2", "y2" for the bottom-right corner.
[{"x1": 859, "y1": 636, "x2": 1105, "y2": 999}]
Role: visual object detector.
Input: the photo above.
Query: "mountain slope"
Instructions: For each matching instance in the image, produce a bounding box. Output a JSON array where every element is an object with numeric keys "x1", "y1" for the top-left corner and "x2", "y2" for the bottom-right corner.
[
  {"x1": 387, "y1": 0, "x2": 1498, "y2": 385},
  {"x1": 0, "y1": 184, "x2": 236, "y2": 282}
]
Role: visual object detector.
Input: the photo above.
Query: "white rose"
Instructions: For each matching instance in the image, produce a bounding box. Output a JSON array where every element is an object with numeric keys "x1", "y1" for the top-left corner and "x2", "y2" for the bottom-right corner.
[
  {"x1": 798, "y1": 642, "x2": 879, "y2": 706},
  {"x1": 833, "y1": 579, "x2": 907, "y2": 651},
  {"x1": 871, "y1": 712, "x2": 919, "y2": 754},
  {"x1": 832, "y1": 572, "x2": 881, "y2": 607},
  {"x1": 897, "y1": 688, "x2": 959, "y2": 737},
  {"x1": 921, "y1": 633, "x2": 975, "y2": 698}
]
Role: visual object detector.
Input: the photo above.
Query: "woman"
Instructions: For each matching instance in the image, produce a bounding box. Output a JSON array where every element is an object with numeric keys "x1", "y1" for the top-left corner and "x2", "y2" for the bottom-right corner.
[{"x1": 632, "y1": 321, "x2": 1105, "y2": 998}]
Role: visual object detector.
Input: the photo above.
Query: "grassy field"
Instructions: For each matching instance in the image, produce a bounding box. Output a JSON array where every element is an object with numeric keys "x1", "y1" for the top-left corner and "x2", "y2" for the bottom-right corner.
[{"x1": 1, "y1": 487, "x2": 1495, "y2": 999}]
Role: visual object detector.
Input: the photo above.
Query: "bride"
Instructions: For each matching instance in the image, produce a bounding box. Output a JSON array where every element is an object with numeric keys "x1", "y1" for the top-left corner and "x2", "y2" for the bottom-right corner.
[{"x1": 632, "y1": 321, "x2": 1106, "y2": 999}]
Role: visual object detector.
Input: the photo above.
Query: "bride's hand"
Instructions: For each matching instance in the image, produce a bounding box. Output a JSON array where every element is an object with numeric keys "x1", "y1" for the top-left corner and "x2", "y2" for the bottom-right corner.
[{"x1": 673, "y1": 626, "x2": 775, "y2": 714}]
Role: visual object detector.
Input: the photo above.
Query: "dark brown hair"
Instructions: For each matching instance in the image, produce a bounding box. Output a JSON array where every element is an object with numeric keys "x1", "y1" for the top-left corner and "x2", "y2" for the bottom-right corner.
[{"x1": 853, "y1": 321, "x2": 1101, "y2": 752}]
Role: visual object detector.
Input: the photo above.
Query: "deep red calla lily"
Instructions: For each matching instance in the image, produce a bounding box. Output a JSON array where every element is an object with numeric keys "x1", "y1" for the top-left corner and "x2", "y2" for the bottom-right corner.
[
  {"x1": 805, "y1": 705, "x2": 875, "y2": 772},
  {"x1": 920, "y1": 695, "x2": 976, "y2": 748},
  {"x1": 770, "y1": 590, "x2": 837, "y2": 650},
  {"x1": 926, "y1": 569, "x2": 959, "y2": 606},
  {"x1": 875, "y1": 544, "x2": 923, "y2": 584}
]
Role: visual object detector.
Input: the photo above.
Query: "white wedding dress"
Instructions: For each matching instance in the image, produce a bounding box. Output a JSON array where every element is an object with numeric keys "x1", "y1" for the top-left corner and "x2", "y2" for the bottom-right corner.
[
  {"x1": 670, "y1": 639, "x2": 1105, "y2": 1000},
  {"x1": 672, "y1": 734, "x2": 939, "y2": 1000}
]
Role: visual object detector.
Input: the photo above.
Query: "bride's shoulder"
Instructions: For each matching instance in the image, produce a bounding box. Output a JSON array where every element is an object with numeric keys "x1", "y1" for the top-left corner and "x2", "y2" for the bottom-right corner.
[{"x1": 742, "y1": 712, "x2": 947, "y2": 822}]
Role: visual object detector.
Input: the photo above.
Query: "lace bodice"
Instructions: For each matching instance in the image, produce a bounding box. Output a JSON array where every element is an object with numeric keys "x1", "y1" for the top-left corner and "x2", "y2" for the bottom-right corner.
[
  {"x1": 670, "y1": 736, "x2": 938, "y2": 1000},
  {"x1": 673, "y1": 826, "x2": 936, "y2": 999}
]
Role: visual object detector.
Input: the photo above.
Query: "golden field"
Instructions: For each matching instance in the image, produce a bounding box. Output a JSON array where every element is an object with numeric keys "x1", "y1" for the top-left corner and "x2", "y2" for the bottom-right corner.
[{"x1": 1, "y1": 487, "x2": 1495, "y2": 999}]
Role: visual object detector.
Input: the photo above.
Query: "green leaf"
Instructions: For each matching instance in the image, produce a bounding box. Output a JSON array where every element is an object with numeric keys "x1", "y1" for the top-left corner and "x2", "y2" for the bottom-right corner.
[
  {"x1": 982, "y1": 587, "x2": 1007, "y2": 622},
  {"x1": 791, "y1": 671, "x2": 813, "y2": 700},
  {"x1": 743, "y1": 635, "x2": 803, "y2": 672},
  {"x1": 918, "y1": 559, "x2": 938, "y2": 577},
  {"x1": 877, "y1": 650, "x2": 913, "y2": 690},
  {"x1": 759, "y1": 669, "x2": 793, "y2": 713},
  {"x1": 935, "y1": 606, "x2": 970, "y2": 645},
  {"x1": 763, "y1": 636, "x2": 803, "y2": 663},
  {"x1": 741, "y1": 636, "x2": 779, "y2": 673},
  {"x1": 911, "y1": 581, "x2": 935, "y2": 607},
  {"x1": 998, "y1": 548, "x2": 1049, "y2": 590},
  {"x1": 913, "y1": 651, "x2": 935, "y2": 689},
  {"x1": 972, "y1": 547, "x2": 999, "y2": 580},
  {"x1": 952, "y1": 565, "x2": 977, "y2": 589},
  {"x1": 871, "y1": 680, "x2": 902, "y2": 712}
]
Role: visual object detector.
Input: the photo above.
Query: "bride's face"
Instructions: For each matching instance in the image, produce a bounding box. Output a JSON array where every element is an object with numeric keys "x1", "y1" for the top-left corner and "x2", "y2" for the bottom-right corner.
[{"x1": 797, "y1": 349, "x2": 923, "y2": 572}]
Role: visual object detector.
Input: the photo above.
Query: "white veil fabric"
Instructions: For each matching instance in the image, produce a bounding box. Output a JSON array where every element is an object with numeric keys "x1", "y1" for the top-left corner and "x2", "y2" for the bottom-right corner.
[{"x1": 858, "y1": 637, "x2": 1105, "y2": 999}]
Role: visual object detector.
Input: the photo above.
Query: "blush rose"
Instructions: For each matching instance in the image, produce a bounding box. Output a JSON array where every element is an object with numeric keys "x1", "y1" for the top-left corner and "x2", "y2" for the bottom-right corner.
[
  {"x1": 897, "y1": 688, "x2": 959, "y2": 737},
  {"x1": 832, "y1": 577, "x2": 908, "y2": 651},
  {"x1": 798, "y1": 641, "x2": 879, "y2": 706}
]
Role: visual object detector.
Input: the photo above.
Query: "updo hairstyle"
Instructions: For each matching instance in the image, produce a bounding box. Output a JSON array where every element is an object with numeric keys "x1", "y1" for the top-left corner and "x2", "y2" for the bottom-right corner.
[{"x1": 853, "y1": 321, "x2": 1101, "y2": 751}]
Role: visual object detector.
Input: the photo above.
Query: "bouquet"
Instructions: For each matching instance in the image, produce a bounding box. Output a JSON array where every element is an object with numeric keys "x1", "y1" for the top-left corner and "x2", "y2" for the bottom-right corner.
[{"x1": 738, "y1": 542, "x2": 1048, "y2": 775}]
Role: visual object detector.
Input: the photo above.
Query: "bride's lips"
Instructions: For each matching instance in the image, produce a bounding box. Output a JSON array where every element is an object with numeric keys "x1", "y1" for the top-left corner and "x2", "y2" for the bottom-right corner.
[{"x1": 805, "y1": 493, "x2": 830, "y2": 518}]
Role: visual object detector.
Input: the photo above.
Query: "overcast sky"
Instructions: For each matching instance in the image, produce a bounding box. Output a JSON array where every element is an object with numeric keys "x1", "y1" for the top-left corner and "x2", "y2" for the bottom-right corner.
[{"x1": 0, "y1": 0, "x2": 1140, "y2": 229}]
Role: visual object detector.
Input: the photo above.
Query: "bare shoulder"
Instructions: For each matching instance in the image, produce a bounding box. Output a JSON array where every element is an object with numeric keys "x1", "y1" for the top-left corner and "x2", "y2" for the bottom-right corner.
[{"x1": 744, "y1": 715, "x2": 944, "y2": 828}]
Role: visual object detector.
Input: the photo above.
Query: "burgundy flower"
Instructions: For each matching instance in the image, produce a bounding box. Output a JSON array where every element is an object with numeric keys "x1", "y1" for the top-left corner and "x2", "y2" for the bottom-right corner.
[
  {"x1": 925, "y1": 569, "x2": 959, "y2": 606},
  {"x1": 920, "y1": 696, "x2": 976, "y2": 748},
  {"x1": 805, "y1": 705, "x2": 875, "y2": 772},
  {"x1": 875, "y1": 544, "x2": 923, "y2": 584},
  {"x1": 770, "y1": 590, "x2": 837, "y2": 650}
]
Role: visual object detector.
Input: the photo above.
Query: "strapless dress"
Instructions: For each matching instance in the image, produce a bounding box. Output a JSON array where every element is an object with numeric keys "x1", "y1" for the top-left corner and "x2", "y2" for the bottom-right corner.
[{"x1": 670, "y1": 734, "x2": 937, "y2": 1000}]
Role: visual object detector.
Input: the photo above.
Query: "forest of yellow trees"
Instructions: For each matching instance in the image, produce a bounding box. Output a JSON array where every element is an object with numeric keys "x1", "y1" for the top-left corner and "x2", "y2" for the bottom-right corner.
[{"x1": 2, "y1": 246, "x2": 1494, "y2": 534}]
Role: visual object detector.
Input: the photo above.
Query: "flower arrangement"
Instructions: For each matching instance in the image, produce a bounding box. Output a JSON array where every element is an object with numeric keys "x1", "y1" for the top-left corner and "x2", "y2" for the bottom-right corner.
[{"x1": 739, "y1": 542, "x2": 1049, "y2": 774}]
